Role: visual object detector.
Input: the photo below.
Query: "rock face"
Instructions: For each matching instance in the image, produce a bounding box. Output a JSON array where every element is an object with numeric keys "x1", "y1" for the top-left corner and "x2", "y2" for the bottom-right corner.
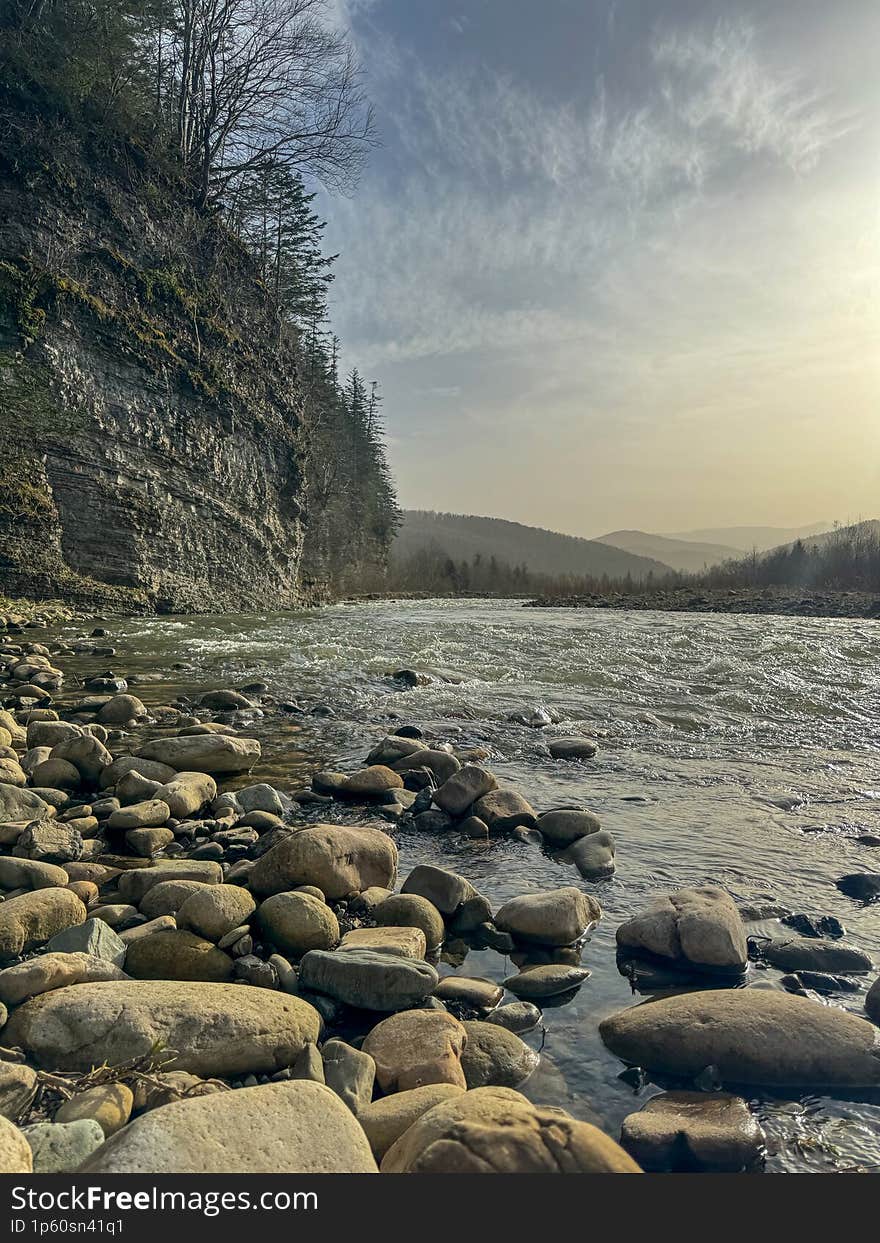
[
  {"x1": 4, "y1": 981, "x2": 321, "y2": 1076},
  {"x1": 599, "y1": 990, "x2": 880, "y2": 1087},
  {"x1": 82, "y1": 1081, "x2": 378, "y2": 1173},
  {"x1": 616, "y1": 887, "x2": 747, "y2": 973},
  {"x1": 248, "y1": 824, "x2": 398, "y2": 900},
  {"x1": 381, "y1": 1087, "x2": 641, "y2": 1173}
]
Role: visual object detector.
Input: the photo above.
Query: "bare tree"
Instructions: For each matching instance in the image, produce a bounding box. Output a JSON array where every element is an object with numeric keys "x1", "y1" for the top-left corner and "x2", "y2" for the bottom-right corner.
[{"x1": 161, "y1": 0, "x2": 373, "y2": 207}]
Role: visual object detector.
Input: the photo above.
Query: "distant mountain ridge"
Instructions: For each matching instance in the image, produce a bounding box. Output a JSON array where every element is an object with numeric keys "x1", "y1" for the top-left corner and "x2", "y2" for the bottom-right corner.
[
  {"x1": 664, "y1": 523, "x2": 831, "y2": 552},
  {"x1": 394, "y1": 511, "x2": 671, "y2": 580},
  {"x1": 595, "y1": 529, "x2": 741, "y2": 574}
]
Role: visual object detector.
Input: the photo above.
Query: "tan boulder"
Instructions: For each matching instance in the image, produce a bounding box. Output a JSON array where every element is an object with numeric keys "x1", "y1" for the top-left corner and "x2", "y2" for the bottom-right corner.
[
  {"x1": 362, "y1": 1010, "x2": 467, "y2": 1092},
  {"x1": 248, "y1": 824, "x2": 397, "y2": 900}
]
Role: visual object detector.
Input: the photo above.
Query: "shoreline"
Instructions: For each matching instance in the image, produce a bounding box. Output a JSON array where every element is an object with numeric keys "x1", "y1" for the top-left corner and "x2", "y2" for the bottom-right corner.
[{"x1": 524, "y1": 587, "x2": 880, "y2": 620}]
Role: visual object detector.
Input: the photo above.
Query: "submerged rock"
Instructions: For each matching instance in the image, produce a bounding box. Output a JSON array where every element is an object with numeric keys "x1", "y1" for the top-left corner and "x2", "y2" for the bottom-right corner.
[{"x1": 620, "y1": 1091, "x2": 765, "y2": 1172}]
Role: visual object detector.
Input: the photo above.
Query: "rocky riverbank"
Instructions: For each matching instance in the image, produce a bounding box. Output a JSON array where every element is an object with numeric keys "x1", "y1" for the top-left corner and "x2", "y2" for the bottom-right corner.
[
  {"x1": 525, "y1": 587, "x2": 880, "y2": 620},
  {"x1": 0, "y1": 614, "x2": 878, "y2": 1175}
]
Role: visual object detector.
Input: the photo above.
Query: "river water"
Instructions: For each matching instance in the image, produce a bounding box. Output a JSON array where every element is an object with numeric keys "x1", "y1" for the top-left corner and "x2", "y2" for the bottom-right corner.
[{"x1": 54, "y1": 599, "x2": 880, "y2": 1172}]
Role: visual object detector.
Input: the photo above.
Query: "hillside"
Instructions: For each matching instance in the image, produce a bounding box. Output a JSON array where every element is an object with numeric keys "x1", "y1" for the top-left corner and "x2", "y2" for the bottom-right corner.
[
  {"x1": 595, "y1": 529, "x2": 739, "y2": 573},
  {"x1": 393, "y1": 512, "x2": 671, "y2": 581},
  {"x1": 664, "y1": 522, "x2": 830, "y2": 552},
  {"x1": 767, "y1": 519, "x2": 880, "y2": 555}
]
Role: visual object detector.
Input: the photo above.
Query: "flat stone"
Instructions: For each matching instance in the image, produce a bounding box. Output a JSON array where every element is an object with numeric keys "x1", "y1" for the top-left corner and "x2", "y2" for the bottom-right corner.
[
  {"x1": 433, "y1": 976, "x2": 504, "y2": 1011},
  {"x1": 620, "y1": 1091, "x2": 765, "y2": 1172},
  {"x1": 338, "y1": 926, "x2": 426, "y2": 959},
  {"x1": 548, "y1": 737, "x2": 598, "y2": 760},
  {"x1": 117, "y1": 861, "x2": 223, "y2": 904},
  {"x1": 761, "y1": 937, "x2": 873, "y2": 974},
  {"x1": 298, "y1": 949, "x2": 438, "y2": 1011},
  {"x1": 108, "y1": 800, "x2": 170, "y2": 831},
  {"x1": 486, "y1": 1001, "x2": 543, "y2": 1034},
  {"x1": 124, "y1": 930, "x2": 234, "y2": 982},
  {"x1": 503, "y1": 964, "x2": 591, "y2": 999},
  {"x1": 136, "y1": 735, "x2": 261, "y2": 776},
  {"x1": 0, "y1": 953, "x2": 127, "y2": 1005},
  {"x1": 0, "y1": 857, "x2": 69, "y2": 890}
]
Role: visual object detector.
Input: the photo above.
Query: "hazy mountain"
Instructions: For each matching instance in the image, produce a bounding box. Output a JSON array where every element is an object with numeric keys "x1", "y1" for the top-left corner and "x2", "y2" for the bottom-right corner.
[
  {"x1": 767, "y1": 519, "x2": 880, "y2": 554},
  {"x1": 394, "y1": 512, "x2": 672, "y2": 580},
  {"x1": 664, "y1": 523, "x2": 831, "y2": 552},
  {"x1": 595, "y1": 530, "x2": 740, "y2": 574}
]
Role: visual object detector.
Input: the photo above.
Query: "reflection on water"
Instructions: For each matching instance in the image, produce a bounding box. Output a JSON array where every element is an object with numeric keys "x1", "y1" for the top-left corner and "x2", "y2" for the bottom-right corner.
[{"x1": 54, "y1": 599, "x2": 880, "y2": 1172}]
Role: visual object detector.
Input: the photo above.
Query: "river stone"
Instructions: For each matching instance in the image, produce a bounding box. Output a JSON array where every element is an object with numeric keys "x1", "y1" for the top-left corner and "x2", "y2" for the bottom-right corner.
[
  {"x1": 433, "y1": 976, "x2": 504, "y2": 1011},
  {"x1": 99, "y1": 757, "x2": 177, "y2": 789},
  {"x1": 124, "y1": 930, "x2": 234, "y2": 982},
  {"x1": 503, "y1": 964, "x2": 591, "y2": 999},
  {"x1": 374, "y1": 893, "x2": 445, "y2": 950},
  {"x1": 31, "y1": 759, "x2": 81, "y2": 791},
  {"x1": 0, "y1": 953, "x2": 127, "y2": 1005},
  {"x1": 107, "y1": 800, "x2": 170, "y2": 831},
  {"x1": 4, "y1": 981, "x2": 322, "y2": 1075},
  {"x1": 538, "y1": 808, "x2": 602, "y2": 846},
  {"x1": 136, "y1": 735, "x2": 260, "y2": 776},
  {"x1": 257, "y1": 892, "x2": 339, "y2": 956},
  {"x1": 0, "y1": 856, "x2": 69, "y2": 890},
  {"x1": 616, "y1": 887, "x2": 747, "y2": 973},
  {"x1": 0, "y1": 785, "x2": 54, "y2": 825},
  {"x1": 866, "y1": 976, "x2": 880, "y2": 1023},
  {"x1": 235, "y1": 784, "x2": 284, "y2": 816},
  {"x1": 154, "y1": 773, "x2": 217, "y2": 820},
  {"x1": 55, "y1": 1083, "x2": 134, "y2": 1138},
  {"x1": 248, "y1": 824, "x2": 397, "y2": 900},
  {"x1": 620, "y1": 1091, "x2": 765, "y2": 1172},
  {"x1": 322, "y1": 1039, "x2": 375, "y2": 1114},
  {"x1": 358, "y1": 1084, "x2": 465, "y2": 1160},
  {"x1": 82, "y1": 1080, "x2": 377, "y2": 1173},
  {"x1": 120, "y1": 916, "x2": 176, "y2": 943},
  {"x1": 117, "y1": 860, "x2": 223, "y2": 904},
  {"x1": 366, "y1": 736, "x2": 426, "y2": 766},
  {"x1": 548, "y1": 737, "x2": 598, "y2": 760},
  {"x1": 472, "y1": 789, "x2": 538, "y2": 832},
  {"x1": 837, "y1": 873, "x2": 880, "y2": 902},
  {"x1": 25, "y1": 1119, "x2": 105, "y2": 1173},
  {"x1": 0, "y1": 889, "x2": 86, "y2": 960},
  {"x1": 495, "y1": 887, "x2": 599, "y2": 947},
  {"x1": 176, "y1": 885, "x2": 256, "y2": 941},
  {"x1": 600, "y1": 989, "x2": 880, "y2": 1087},
  {"x1": 139, "y1": 879, "x2": 211, "y2": 919},
  {"x1": 381, "y1": 1087, "x2": 641, "y2": 1173},
  {"x1": 300, "y1": 949, "x2": 438, "y2": 1011},
  {"x1": 17, "y1": 820, "x2": 83, "y2": 864},
  {"x1": 0, "y1": 1063, "x2": 37, "y2": 1120},
  {"x1": 47, "y1": 917, "x2": 127, "y2": 966},
  {"x1": 362, "y1": 1009, "x2": 468, "y2": 1091},
  {"x1": 26, "y1": 720, "x2": 82, "y2": 750},
  {"x1": 343, "y1": 766, "x2": 404, "y2": 798},
  {"x1": 339, "y1": 926, "x2": 427, "y2": 959},
  {"x1": 761, "y1": 937, "x2": 873, "y2": 974},
  {"x1": 392, "y1": 749, "x2": 461, "y2": 783},
  {"x1": 0, "y1": 1115, "x2": 32, "y2": 1172},
  {"x1": 433, "y1": 765, "x2": 499, "y2": 817},
  {"x1": 50, "y1": 735, "x2": 113, "y2": 785},
  {"x1": 559, "y1": 830, "x2": 617, "y2": 878},
  {"x1": 460, "y1": 1020, "x2": 540, "y2": 1089},
  {"x1": 400, "y1": 864, "x2": 475, "y2": 915},
  {"x1": 95, "y1": 694, "x2": 147, "y2": 725},
  {"x1": 486, "y1": 1001, "x2": 543, "y2": 1035}
]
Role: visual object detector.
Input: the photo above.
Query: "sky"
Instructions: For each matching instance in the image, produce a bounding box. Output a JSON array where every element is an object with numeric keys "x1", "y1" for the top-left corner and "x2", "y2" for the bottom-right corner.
[{"x1": 323, "y1": 0, "x2": 880, "y2": 538}]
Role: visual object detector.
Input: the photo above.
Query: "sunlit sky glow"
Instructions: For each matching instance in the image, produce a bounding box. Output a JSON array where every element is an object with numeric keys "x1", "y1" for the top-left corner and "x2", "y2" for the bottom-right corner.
[{"x1": 323, "y1": 0, "x2": 880, "y2": 537}]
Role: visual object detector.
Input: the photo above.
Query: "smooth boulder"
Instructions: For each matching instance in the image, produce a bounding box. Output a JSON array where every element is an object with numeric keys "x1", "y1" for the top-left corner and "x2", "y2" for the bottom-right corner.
[
  {"x1": 248, "y1": 824, "x2": 397, "y2": 900},
  {"x1": 616, "y1": 887, "x2": 747, "y2": 973},
  {"x1": 136, "y1": 735, "x2": 260, "y2": 776},
  {"x1": 495, "y1": 888, "x2": 599, "y2": 947},
  {"x1": 298, "y1": 948, "x2": 438, "y2": 1011}
]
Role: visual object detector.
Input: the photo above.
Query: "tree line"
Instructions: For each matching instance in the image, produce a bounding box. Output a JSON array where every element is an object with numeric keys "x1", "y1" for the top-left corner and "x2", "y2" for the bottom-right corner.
[{"x1": 1, "y1": 0, "x2": 398, "y2": 588}]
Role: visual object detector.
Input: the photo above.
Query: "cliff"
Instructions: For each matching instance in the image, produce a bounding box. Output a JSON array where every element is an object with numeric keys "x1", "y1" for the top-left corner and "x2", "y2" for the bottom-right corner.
[{"x1": 0, "y1": 109, "x2": 311, "y2": 613}]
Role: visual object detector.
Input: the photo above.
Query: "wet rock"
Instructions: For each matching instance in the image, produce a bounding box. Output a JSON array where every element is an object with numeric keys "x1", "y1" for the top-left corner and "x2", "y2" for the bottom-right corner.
[
  {"x1": 558, "y1": 830, "x2": 616, "y2": 878},
  {"x1": 0, "y1": 1116, "x2": 32, "y2": 1172},
  {"x1": 413, "y1": 809, "x2": 454, "y2": 832},
  {"x1": 0, "y1": 889, "x2": 86, "y2": 960},
  {"x1": 362, "y1": 1009, "x2": 467, "y2": 1091},
  {"x1": 472, "y1": 789, "x2": 538, "y2": 832},
  {"x1": 199, "y1": 690, "x2": 254, "y2": 711},
  {"x1": 0, "y1": 953, "x2": 127, "y2": 1005},
  {"x1": 125, "y1": 930, "x2": 234, "y2": 982},
  {"x1": 400, "y1": 864, "x2": 475, "y2": 916},
  {"x1": 537, "y1": 808, "x2": 601, "y2": 846},
  {"x1": 616, "y1": 887, "x2": 747, "y2": 974},
  {"x1": 342, "y1": 766, "x2": 404, "y2": 799},
  {"x1": 600, "y1": 989, "x2": 880, "y2": 1086},
  {"x1": 760, "y1": 936, "x2": 872, "y2": 974},
  {"x1": 339, "y1": 926, "x2": 427, "y2": 959},
  {"x1": 433, "y1": 976, "x2": 504, "y2": 1012},
  {"x1": 24, "y1": 1120, "x2": 104, "y2": 1173},
  {"x1": 836, "y1": 873, "x2": 880, "y2": 903},
  {"x1": 95, "y1": 695, "x2": 147, "y2": 726},
  {"x1": 137, "y1": 735, "x2": 260, "y2": 776},
  {"x1": 548, "y1": 737, "x2": 598, "y2": 760},
  {"x1": 4, "y1": 981, "x2": 322, "y2": 1076},
  {"x1": 780, "y1": 971, "x2": 861, "y2": 995},
  {"x1": 381, "y1": 1087, "x2": 641, "y2": 1173},
  {"x1": 433, "y1": 765, "x2": 499, "y2": 817},
  {"x1": 248, "y1": 824, "x2": 397, "y2": 900},
  {"x1": 233, "y1": 955, "x2": 278, "y2": 988},
  {"x1": 866, "y1": 976, "x2": 880, "y2": 1023},
  {"x1": 366, "y1": 736, "x2": 426, "y2": 766},
  {"x1": 46, "y1": 917, "x2": 127, "y2": 966},
  {"x1": 374, "y1": 893, "x2": 445, "y2": 950},
  {"x1": 176, "y1": 884, "x2": 256, "y2": 941},
  {"x1": 321, "y1": 1039, "x2": 375, "y2": 1114},
  {"x1": 393, "y1": 749, "x2": 461, "y2": 783},
  {"x1": 460, "y1": 1020, "x2": 539, "y2": 1088},
  {"x1": 502, "y1": 964, "x2": 591, "y2": 1000},
  {"x1": 257, "y1": 892, "x2": 340, "y2": 956},
  {"x1": 486, "y1": 1001, "x2": 542, "y2": 1035},
  {"x1": 781, "y1": 913, "x2": 846, "y2": 939},
  {"x1": 461, "y1": 815, "x2": 489, "y2": 839},
  {"x1": 620, "y1": 1091, "x2": 764, "y2": 1172},
  {"x1": 495, "y1": 887, "x2": 599, "y2": 947},
  {"x1": 55, "y1": 1084, "x2": 134, "y2": 1138},
  {"x1": 82, "y1": 1081, "x2": 377, "y2": 1173},
  {"x1": 358, "y1": 1084, "x2": 465, "y2": 1161},
  {"x1": 298, "y1": 948, "x2": 438, "y2": 1011}
]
